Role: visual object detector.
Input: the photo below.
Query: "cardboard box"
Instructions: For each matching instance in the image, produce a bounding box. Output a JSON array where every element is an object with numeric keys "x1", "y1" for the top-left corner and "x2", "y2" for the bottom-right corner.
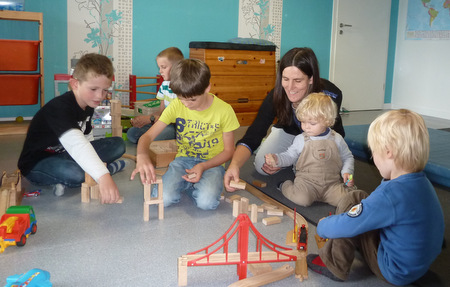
[{"x1": 149, "y1": 140, "x2": 177, "y2": 167}]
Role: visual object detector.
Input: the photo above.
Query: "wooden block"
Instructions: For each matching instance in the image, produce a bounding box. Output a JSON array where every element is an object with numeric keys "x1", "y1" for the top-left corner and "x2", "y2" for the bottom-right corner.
[
  {"x1": 262, "y1": 216, "x2": 282, "y2": 226},
  {"x1": 252, "y1": 179, "x2": 267, "y2": 188},
  {"x1": 240, "y1": 197, "x2": 249, "y2": 214},
  {"x1": 81, "y1": 183, "x2": 90, "y2": 203},
  {"x1": 232, "y1": 199, "x2": 240, "y2": 217},
  {"x1": 230, "y1": 180, "x2": 246, "y2": 190},
  {"x1": 0, "y1": 189, "x2": 10, "y2": 218},
  {"x1": 261, "y1": 203, "x2": 277, "y2": 211},
  {"x1": 225, "y1": 194, "x2": 241, "y2": 203},
  {"x1": 149, "y1": 140, "x2": 177, "y2": 168},
  {"x1": 250, "y1": 204, "x2": 258, "y2": 223},
  {"x1": 84, "y1": 173, "x2": 96, "y2": 186},
  {"x1": 90, "y1": 184, "x2": 100, "y2": 200},
  {"x1": 110, "y1": 99, "x2": 121, "y2": 115},
  {"x1": 267, "y1": 209, "x2": 284, "y2": 216},
  {"x1": 248, "y1": 263, "x2": 273, "y2": 276}
]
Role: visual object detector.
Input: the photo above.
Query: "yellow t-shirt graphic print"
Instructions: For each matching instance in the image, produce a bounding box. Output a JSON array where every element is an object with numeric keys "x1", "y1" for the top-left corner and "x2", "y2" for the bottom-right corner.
[{"x1": 159, "y1": 94, "x2": 240, "y2": 160}]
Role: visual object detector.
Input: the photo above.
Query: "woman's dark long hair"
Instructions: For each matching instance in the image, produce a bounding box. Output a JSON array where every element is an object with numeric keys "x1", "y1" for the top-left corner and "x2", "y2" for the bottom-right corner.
[{"x1": 273, "y1": 48, "x2": 322, "y2": 125}]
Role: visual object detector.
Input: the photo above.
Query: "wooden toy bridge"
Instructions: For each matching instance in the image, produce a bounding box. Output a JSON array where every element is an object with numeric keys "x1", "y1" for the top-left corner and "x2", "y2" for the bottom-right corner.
[{"x1": 177, "y1": 213, "x2": 307, "y2": 286}]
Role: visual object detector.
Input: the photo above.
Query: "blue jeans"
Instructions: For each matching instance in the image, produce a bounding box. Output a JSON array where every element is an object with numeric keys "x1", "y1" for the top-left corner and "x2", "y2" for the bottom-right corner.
[
  {"x1": 162, "y1": 157, "x2": 225, "y2": 210},
  {"x1": 127, "y1": 123, "x2": 176, "y2": 144},
  {"x1": 25, "y1": 137, "x2": 125, "y2": 187}
]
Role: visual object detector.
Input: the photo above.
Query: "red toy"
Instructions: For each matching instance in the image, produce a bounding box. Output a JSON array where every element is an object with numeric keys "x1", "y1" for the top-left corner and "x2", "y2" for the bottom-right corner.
[
  {"x1": 23, "y1": 190, "x2": 41, "y2": 197},
  {"x1": 0, "y1": 205, "x2": 37, "y2": 253}
]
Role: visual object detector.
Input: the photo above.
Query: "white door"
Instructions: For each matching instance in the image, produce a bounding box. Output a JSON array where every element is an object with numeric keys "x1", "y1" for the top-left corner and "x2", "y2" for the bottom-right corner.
[{"x1": 330, "y1": 0, "x2": 391, "y2": 111}]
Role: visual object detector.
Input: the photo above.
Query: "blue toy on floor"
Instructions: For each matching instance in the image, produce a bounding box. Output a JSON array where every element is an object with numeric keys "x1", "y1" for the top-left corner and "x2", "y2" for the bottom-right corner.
[{"x1": 5, "y1": 268, "x2": 52, "y2": 287}]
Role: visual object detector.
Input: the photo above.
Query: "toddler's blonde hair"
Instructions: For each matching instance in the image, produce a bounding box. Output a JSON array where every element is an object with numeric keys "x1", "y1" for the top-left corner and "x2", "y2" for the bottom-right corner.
[
  {"x1": 296, "y1": 92, "x2": 337, "y2": 127},
  {"x1": 367, "y1": 109, "x2": 429, "y2": 172},
  {"x1": 157, "y1": 47, "x2": 184, "y2": 64}
]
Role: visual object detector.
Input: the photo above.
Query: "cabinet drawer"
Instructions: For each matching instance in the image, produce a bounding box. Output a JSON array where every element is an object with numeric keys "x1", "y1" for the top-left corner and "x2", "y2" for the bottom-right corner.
[
  {"x1": 190, "y1": 48, "x2": 276, "y2": 76},
  {"x1": 229, "y1": 100, "x2": 264, "y2": 113},
  {"x1": 210, "y1": 75, "x2": 275, "y2": 103}
]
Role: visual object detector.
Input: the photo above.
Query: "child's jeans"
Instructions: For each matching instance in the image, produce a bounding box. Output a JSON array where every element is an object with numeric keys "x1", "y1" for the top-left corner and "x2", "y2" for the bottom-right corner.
[
  {"x1": 162, "y1": 156, "x2": 225, "y2": 210},
  {"x1": 25, "y1": 137, "x2": 125, "y2": 188},
  {"x1": 127, "y1": 123, "x2": 176, "y2": 144}
]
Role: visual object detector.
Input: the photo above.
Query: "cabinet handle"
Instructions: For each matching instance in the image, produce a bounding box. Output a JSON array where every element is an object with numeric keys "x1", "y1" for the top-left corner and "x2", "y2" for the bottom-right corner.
[{"x1": 238, "y1": 98, "x2": 249, "y2": 103}]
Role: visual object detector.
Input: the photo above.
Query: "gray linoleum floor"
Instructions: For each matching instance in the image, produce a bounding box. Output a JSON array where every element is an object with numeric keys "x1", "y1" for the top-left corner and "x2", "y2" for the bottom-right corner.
[{"x1": 0, "y1": 110, "x2": 449, "y2": 286}]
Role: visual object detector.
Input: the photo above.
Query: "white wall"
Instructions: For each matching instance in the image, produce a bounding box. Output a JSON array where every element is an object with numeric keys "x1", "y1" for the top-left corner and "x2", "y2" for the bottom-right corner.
[{"x1": 392, "y1": 0, "x2": 450, "y2": 120}]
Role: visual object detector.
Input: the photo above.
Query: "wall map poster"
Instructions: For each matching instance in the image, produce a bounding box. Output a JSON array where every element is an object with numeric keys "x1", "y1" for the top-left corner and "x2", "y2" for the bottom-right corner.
[{"x1": 406, "y1": 0, "x2": 450, "y2": 39}]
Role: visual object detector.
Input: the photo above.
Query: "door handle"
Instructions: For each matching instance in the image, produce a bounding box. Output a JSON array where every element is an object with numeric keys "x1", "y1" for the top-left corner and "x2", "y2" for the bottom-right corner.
[{"x1": 340, "y1": 23, "x2": 353, "y2": 28}]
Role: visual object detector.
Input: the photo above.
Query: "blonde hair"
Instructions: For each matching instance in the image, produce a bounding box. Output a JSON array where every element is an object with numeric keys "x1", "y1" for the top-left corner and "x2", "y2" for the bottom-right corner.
[
  {"x1": 157, "y1": 47, "x2": 184, "y2": 64},
  {"x1": 296, "y1": 92, "x2": 337, "y2": 127},
  {"x1": 367, "y1": 109, "x2": 429, "y2": 172}
]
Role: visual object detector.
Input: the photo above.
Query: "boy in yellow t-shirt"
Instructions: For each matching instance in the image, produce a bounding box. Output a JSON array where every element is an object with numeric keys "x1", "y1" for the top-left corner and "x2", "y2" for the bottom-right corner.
[{"x1": 131, "y1": 59, "x2": 240, "y2": 210}]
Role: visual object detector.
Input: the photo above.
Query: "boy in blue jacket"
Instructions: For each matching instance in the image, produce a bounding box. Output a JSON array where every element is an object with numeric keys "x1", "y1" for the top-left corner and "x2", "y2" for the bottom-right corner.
[{"x1": 308, "y1": 109, "x2": 445, "y2": 285}]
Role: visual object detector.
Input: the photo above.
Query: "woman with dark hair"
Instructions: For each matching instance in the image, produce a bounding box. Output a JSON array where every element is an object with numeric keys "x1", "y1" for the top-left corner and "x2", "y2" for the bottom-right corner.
[{"x1": 224, "y1": 47, "x2": 344, "y2": 191}]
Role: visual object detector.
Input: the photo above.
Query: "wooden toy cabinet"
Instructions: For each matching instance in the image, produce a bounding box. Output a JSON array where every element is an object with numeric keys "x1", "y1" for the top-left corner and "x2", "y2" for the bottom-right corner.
[
  {"x1": 0, "y1": 10, "x2": 44, "y2": 107},
  {"x1": 189, "y1": 42, "x2": 276, "y2": 126}
]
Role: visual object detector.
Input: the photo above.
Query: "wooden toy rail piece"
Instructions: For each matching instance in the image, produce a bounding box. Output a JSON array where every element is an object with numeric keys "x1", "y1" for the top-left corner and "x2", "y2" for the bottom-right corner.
[
  {"x1": 177, "y1": 214, "x2": 307, "y2": 286},
  {"x1": 0, "y1": 170, "x2": 23, "y2": 217}
]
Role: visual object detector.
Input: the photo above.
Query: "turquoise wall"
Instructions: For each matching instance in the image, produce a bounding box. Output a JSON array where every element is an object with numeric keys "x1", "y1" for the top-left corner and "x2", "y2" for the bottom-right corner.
[
  {"x1": 132, "y1": 0, "x2": 239, "y2": 100},
  {"x1": 281, "y1": 0, "x2": 334, "y2": 79},
  {"x1": 1, "y1": 0, "x2": 397, "y2": 118}
]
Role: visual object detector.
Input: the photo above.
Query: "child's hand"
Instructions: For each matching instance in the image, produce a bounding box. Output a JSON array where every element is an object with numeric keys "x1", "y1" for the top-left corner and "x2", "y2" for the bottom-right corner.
[
  {"x1": 182, "y1": 164, "x2": 204, "y2": 183},
  {"x1": 343, "y1": 173, "x2": 354, "y2": 187},
  {"x1": 131, "y1": 155, "x2": 156, "y2": 185},
  {"x1": 262, "y1": 154, "x2": 280, "y2": 175},
  {"x1": 265, "y1": 153, "x2": 277, "y2": 167},
  {"x1": 97, "y1": 174, "x2": 121, "y2": 204}
]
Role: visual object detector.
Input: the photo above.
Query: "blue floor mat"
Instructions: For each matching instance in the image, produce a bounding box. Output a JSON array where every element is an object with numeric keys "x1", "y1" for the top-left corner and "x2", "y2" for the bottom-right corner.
[{"x1": 344, "y1": 125, "x2": 450, "y2": 188}]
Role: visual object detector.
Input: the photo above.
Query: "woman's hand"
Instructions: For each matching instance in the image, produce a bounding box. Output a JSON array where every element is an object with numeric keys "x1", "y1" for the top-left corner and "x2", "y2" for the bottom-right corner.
[{"x1": 224, "y1": 164, "x2": 240, "y2": 192}]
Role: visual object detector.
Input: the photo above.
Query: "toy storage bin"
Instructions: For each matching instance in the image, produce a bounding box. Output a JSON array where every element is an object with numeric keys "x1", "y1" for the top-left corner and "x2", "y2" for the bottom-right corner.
[
  {"x1": 0, "y1": 74, "x2": 41, "y2": 105},
  {"x1": 0, "y1": 39, "x2": 40, "y2": 71},
  {"x1": 134, "y1": 101, "x2": 160, "y2": 116}
]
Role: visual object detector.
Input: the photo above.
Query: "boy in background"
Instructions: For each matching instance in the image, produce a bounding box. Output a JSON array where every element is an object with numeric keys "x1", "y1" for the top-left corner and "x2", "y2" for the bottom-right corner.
[
  {"x1": 131, "y1": 59, "x2": 240, "y2": 210},
  {"x1": 127, "y1": 47, "x2": 183, "y2": 143},
  {"x1": 265, "y1": 93, "x2": 355, "y2": 207},
  {"x1": 308, "y1": 109, "x2": 445, "y2": 285},
  {"x1": 18, "y1": 53, "x2": 125, "y2": 204}
]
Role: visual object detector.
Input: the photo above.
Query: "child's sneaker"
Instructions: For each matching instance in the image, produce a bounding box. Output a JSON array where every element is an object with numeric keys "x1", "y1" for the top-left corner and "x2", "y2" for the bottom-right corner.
[
  {"x1": 307, "y1": 254, "x2": 344, "y2": 282},
  {"x1": 53, "y1": 183, "x2": 66, "y2": 197}
]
